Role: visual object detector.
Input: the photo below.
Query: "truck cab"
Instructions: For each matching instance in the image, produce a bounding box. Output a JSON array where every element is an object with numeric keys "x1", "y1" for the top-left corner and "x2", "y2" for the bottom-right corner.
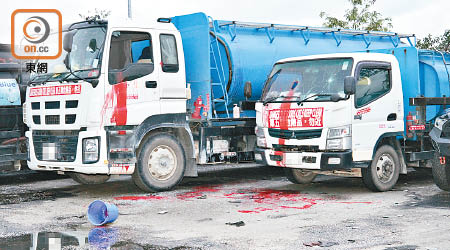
[{"x1": 255, "y1": 53, "x2": 405, "y2": 191}]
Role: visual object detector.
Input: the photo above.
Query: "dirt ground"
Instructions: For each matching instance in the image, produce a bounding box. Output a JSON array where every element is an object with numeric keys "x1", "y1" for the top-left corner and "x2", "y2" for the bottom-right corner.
[{"x1": 0, "y1": 164, "x2": 449, "y2": 250}]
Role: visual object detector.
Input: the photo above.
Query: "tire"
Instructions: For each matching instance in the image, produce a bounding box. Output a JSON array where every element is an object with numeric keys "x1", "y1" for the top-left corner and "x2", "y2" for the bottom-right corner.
[
  {"x1": 361, "y1": 145, "x2": 400, "y2": 192},
  {"x1": 431, "y1": 154, "x2": 450, "y2": 191},
  {"x1": 68, "y1": 172, "x2": 110, "y2": 185},
  {"x1": 132, "y1": 133, "x2": 185, "y2": 192},
  {"x1": 285, "y1": 169, "x2": 318, "y2": 184}
]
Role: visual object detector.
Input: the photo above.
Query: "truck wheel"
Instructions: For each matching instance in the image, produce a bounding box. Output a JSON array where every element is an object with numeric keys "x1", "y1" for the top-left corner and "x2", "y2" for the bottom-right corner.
[
  {"x1": 68, "y1": 173, "x2": 110, "y2": 185},
  {"x1": 285, "y1": 169, "x2": 317, "y2": 184},
  {"x1": 361, "y1": 145, "x2": 400, "y2": 192},
  {"x1": 132, "y1": 133, "x2": 185, "y2": 192},
  {"x1": 431, "y1": 154, "x2": 450, "y2": 191}
]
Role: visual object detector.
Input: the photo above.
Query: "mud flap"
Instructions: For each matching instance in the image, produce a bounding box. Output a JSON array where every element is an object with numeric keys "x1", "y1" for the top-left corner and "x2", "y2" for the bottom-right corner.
[{"x1": 184, "y1": 158, "x2": 198, "y2": 177}]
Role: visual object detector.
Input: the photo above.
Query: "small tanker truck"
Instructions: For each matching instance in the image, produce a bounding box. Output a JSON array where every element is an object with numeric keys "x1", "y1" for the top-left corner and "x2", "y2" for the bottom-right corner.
[
  {"x1": 24, "y1": 12, "x2": 415, "y2": 191},
  {"x1": 255, "y1": 48, "x2": 450, "y2": 192}
]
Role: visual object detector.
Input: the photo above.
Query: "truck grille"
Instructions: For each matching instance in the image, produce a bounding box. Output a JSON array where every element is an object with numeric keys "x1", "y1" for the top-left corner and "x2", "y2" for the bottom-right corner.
[
  {"x1": 45, "y1": 115, "x2": 60, "y2": 124},
  {"x1": 31, "y1": 100, "x2": 78, "y2": 125},
  {"x1": 33, "y1": 130, "x2": 79, "y2": 162},
  {"x1": 268, "y1": 128, "x2": 322, "y2": 140}
]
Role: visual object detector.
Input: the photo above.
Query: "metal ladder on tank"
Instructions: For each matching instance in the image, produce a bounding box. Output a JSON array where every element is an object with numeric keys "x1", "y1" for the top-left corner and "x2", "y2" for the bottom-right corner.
[{"x1": 209, "y1": 16, "x2": 230, "y2": 118}]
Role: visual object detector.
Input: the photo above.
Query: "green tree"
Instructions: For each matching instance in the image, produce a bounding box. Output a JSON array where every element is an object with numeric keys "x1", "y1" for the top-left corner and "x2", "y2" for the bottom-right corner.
[
  {"x1": 79, "y1": 8, "x2": 111, "y2": 21},
  {"x1": 417, "y1": 31, "x2": 450, "y2": 52},
  {"x1": 320, "y1": 0, "x2": 393, "y2": 31}
]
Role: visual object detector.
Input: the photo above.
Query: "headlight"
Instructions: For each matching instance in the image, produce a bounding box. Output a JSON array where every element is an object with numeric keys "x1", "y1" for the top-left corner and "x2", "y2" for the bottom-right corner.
[
  {"x1": 326, "y1": 137, "x2": 351, "y2": 150},
  {"x1": 255, "y1": 126, "x2": 265, "y2": 138},
  {"x1": 327, "y1": 125, "x2": 351, "y2": 150},
  {"x1": 327, "y1": 125, "x2": 351, "y2": 139},
  {"x1": 83, "y1": 137, "x2": 100, "y2": 163},
  {"x1": 255, "y1": 126, "x2": 267, "y2": 148}
]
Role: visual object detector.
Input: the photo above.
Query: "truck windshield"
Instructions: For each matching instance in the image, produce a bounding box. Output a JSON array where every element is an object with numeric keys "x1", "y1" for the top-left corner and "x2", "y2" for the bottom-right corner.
[
  {"x1": 30, "y1": 26, "x2": 107, "y2": 84},
  {"x1": 262, "y1": 58, "x2": 353, "y2": 102}
]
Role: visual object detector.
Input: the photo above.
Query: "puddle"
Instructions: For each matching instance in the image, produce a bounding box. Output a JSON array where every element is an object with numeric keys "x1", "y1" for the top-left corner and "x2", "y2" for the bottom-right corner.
[
  {"x1": 415, "y1": 192, "x2": 450, "y2": 208},
  {"x1": 0, "y1": 228, "x2": 197, "y2": 250},
  {"x1": 0, "y1": 188, "x2": 75, "y2": 205},
  {"x1": 0, "y1": 228, "x2": 118, "y2": 250}
]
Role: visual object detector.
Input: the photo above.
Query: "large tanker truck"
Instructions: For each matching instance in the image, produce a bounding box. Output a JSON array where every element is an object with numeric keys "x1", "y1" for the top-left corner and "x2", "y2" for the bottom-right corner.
[
  {"x1": 0, "y1": 44, "x2": 27, "y2": 172},
  {"x1": 24, "y1": 12, "x2": 414, "y2": 191}
]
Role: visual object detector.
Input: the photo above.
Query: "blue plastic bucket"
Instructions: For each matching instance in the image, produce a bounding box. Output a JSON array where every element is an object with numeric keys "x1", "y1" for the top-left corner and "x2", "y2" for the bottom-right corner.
[{"x1": 87, "y1": 200, "x2": 119, "y2": 226}]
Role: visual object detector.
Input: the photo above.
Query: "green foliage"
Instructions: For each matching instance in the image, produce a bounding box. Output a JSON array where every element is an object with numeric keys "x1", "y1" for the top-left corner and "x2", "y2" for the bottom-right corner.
[
  {"x1": 417, "y1": 31, "x2": 450, "y2": 52},
  {"x1": 320, "y1": 0, "x2": 392, "y2": 32},
  {"x1": 79, "y1": 8, "x2": 111, "y2": 21}
]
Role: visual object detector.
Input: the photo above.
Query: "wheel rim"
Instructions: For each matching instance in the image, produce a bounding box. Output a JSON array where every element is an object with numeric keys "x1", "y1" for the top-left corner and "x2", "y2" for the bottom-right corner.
[
  {"x1": 375, "y1": 153, "x2": 395, "y2": 183},
  {"x1": 148, "y1": 145, "x2": 177, "y2": 181}
]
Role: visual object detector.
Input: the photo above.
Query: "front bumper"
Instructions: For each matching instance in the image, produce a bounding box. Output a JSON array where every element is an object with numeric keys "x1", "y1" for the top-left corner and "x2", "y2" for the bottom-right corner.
[
  {"x1": 255, "y1": 147, "x2": 353, "y2": 170},
  {"x1": 25, "y1": 130, "x2": 110, "y2": 174}
]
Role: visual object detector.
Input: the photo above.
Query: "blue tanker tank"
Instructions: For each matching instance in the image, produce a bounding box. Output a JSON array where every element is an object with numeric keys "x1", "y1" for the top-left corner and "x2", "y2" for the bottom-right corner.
[
  {"x1": 368, "y1": 47, "x2": 450, "y2": 124},
  {"x1": 171, "y1": 12, "x2": 416, "y2": 120}
]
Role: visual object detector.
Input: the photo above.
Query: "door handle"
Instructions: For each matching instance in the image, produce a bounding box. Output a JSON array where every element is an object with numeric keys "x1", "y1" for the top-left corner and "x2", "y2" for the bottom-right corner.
[
  {"x1": 354, "y1": 114, "x2": 362, "y2": 120},
  {"x1": 387, "y1": 113, "x2": 397, "y2": 121},
  {"x1": 146, "y1": 81, "x2": 157, "y2": 88}
]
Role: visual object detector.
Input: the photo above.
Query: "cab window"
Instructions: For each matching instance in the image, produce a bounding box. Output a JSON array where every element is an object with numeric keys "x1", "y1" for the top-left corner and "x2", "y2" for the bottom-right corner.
[
  {"x1": 355, "y1": 66, "x2": 391, "y2": 107},
  {"x1": 160, "y1": 34, "x2": 179, "y2": 73},
  {"x1": 108, "y1": 31, "x2": 154, "y2": 84}
]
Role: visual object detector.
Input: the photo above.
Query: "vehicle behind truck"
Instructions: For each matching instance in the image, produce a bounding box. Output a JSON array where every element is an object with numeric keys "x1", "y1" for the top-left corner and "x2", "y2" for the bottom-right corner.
[
  {"x1": 255, "y1": 48, "x2": 450, "y2": 192},
  {"x1": 0, "y1": 44, "x2": 27, "y2": 172},
  {"x1": 24, "y1": 12, "x2": 418, "y2": 192}
]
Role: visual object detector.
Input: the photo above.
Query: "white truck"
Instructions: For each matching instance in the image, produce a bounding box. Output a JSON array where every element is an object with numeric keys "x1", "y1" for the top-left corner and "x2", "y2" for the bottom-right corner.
[
  {"x1": 24, "y1": 12, "x2": 419, "y2": 192},
  {"x1": 255, "y1": 48, "x2": 450, "y2": 192}
]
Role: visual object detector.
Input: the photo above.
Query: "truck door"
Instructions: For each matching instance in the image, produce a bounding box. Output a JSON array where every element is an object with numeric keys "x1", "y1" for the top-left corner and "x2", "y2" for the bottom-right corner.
[
  {"x1": 105, "y1": 30, "x2": 160, "y2": 126},
  {"x1": 156, "y1": 32, "x2": 186, "y2": 114},
  {"x1": 351, "y1": 61, "x2": 401, "y2": 161}
]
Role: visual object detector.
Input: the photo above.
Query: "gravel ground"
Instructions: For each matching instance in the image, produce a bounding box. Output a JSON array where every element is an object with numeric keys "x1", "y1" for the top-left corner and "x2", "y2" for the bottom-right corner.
[{"x1": 0, "y1": 164, "x2": 449, "y2": 250}]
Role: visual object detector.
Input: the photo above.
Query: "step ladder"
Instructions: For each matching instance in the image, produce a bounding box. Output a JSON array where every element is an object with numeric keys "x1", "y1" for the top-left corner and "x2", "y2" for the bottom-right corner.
[{"x1": 209, "y1": 16, "x2": 230, "y2": 118}]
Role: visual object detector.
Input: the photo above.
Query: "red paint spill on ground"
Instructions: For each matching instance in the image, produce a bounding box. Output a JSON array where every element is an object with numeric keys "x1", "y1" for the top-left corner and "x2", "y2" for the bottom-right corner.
[
  {"x1": 223, "y1": 189, "x2": 320, "y2": 213},
  {"x1": 114, "y1": 185, "x2": 373, "y2": 214},
  {"x1": 176, "y1": 186, "x2": 222, "y2": 200},
  {"x1": 114, "y1": 195, "x2": 166, "y2": 201}
]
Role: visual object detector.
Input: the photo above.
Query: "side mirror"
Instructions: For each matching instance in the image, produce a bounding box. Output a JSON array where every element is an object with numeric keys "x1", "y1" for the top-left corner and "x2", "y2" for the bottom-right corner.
[
  {"x1": 344, "y1": 76, "x2": 356, "y2": 95},
  {"x1": 63, "y1": 53, "x2": 70, "y2": 70},
  {"x1": 63, "y1": 30, "x2": 76, "y2": 53},
  {"x1": 88, "y1": 39, "x2": 97, "y2": 53},
  {"x1": 244, "y1": 81, "x2": 252, "y2": 99}
]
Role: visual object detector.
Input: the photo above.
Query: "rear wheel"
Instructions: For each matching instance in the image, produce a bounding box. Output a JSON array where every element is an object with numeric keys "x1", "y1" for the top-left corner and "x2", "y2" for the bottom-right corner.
[
  {"x1": 431, "y1": 154, "x2": 450, "y2": 191},
  {"x1": 68, "y1": 173, "x2": 110, "y2": 185},
  {"x1": 285, "y1": 169, "x2": 318, "y2": 184},
  {"x1": 132, "y1": 133, "x2": 185, "y2": 192},
  {"x1": 361, "y1": 145, "x2": 400, "y2": 192}
]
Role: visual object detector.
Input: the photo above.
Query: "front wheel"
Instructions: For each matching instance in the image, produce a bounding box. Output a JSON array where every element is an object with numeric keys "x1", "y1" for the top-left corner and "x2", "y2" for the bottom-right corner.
[
  {"x1": 132, "y1": 133, "x2": 186, "y2": 192},
  {"x1": 68, "y1": 172, "x2": 110, "y2": 185},
  {"x1": 285, "y1": 169, "x2": 318, "y2": 184},
  {"x1": 431, "y1": 154, "x2": 450, "y2": 191},
  {"x1": 361, "y1": 145, "x2": 400, "y2": 192}
]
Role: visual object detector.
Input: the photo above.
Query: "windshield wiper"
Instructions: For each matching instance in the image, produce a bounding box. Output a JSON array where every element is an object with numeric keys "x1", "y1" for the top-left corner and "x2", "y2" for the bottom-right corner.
[
  {"x1": 297, "y1": 93, "x2": 345, "y2": 105},
  {"x1": 297, "y1": 93, "x2": 333, "y2": 105},
  {"x1": 263, "y1": 95, "x2": 301, "y2": 105},
  {"x1": 60, "y1": 70, "x2": 84, "y2": 82}
]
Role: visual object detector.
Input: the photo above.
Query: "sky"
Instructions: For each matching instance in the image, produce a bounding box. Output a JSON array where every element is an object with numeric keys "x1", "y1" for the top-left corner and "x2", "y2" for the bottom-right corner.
[{"x1": 2, "y1": 0, "x2": 450, "y2": 44}]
